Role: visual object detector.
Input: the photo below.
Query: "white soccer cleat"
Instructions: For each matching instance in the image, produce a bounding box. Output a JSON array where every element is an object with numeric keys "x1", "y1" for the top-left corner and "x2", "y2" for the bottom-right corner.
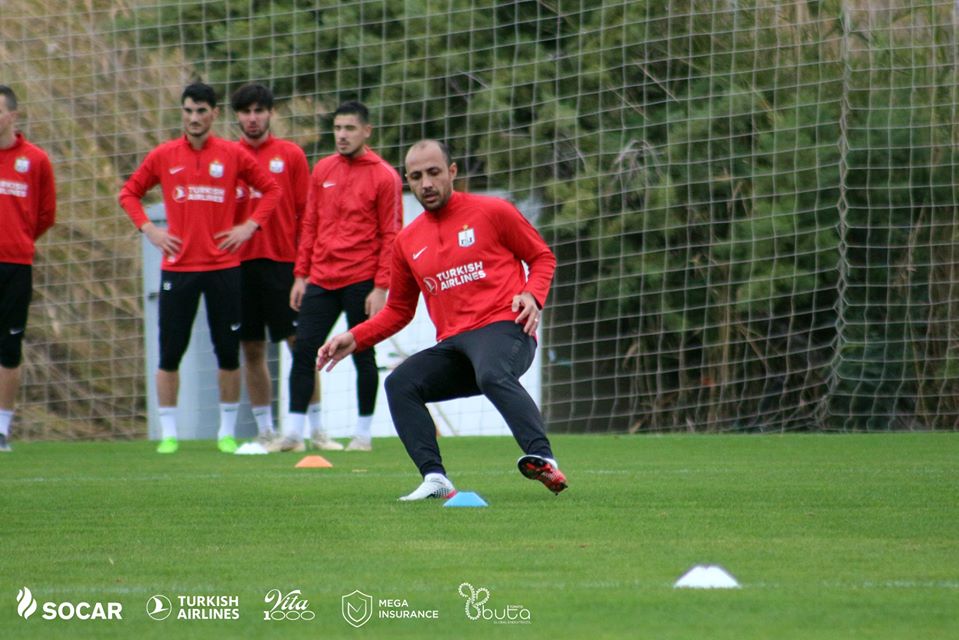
[
  {"x1": 311, "y1": 431, "x2": 344, "y2": 451},
  {"x1": 345, "y1": 436, "x2": 372, "y2": 452},
  {"x1": 255, "y1": 431, "x2": 278, "y2": 447},
  {"x1": 267, "y1": 436, "x2": 305, "y2": 453},
  {"x1": 398, "y1": 473, "x2": 457, "y2": 501}
]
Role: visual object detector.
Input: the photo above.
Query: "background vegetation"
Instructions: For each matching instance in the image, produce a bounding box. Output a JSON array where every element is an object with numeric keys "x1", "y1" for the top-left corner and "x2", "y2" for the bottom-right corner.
[{"x1": 2, "y1": 0, "x2": 958, "y2": 436}]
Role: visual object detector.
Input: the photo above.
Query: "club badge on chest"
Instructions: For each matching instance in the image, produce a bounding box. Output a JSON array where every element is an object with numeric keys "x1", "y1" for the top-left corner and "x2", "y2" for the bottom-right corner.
[{"x1": 458, "y1": 225, "x2": 475, "y2": 248}]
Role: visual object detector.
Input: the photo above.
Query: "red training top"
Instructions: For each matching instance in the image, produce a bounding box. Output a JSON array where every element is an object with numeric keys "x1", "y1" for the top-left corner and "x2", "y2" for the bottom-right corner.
[
  {"x1": 0, "y1": 132, "x2": 56, "y2": 264},
  {"x1": 118, "y1": 135, "x2": 280, "y2": 272},
  {"x1": 234, "y1": 135, "x2": 310, "y2": 263},
  {"x1": 294, "y1": 148, "x2": 402, "y2": 290},
  {"x1": 350, "y1": 191, "x2": 556, "y2": 351}
]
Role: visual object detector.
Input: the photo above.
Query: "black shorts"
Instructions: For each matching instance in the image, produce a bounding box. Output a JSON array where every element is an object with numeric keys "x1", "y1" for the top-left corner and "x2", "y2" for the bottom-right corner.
[
  {"x1": 0, "y1": 263, "x2": 32, "y2": 368},
  {"x1": 239, "y1": 259, "x2": 297, "y2": 343},
  {"x1": 158, "y1": 268, "x2": 242, "y2": 371}
]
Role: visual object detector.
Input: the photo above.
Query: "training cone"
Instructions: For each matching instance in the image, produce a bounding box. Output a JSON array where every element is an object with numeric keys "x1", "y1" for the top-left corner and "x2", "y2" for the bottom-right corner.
[
  {"x1": 443, "y1": 491, "x2": 488, "y2": 507},
  {"x1": 673, "y1": 565, "x2": 740, "y2": 589},
  {"x1": 295, "y1": 455, "x2": 333, "y2": 469}
]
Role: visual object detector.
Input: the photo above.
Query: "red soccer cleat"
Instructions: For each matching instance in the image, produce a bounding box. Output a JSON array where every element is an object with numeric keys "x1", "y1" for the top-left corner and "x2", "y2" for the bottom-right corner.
[{"x1": 517, "y1": 454, "x2": 568, "y2": 495}]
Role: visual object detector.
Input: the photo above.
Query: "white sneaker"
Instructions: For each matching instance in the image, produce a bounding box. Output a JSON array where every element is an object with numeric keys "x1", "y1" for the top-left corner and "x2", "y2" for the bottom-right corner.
[
  {"x1": 267, "y1": 436, "x2": 305, "y2": 453},
  {"x1": 255, "y1": 431, "x2": 278, "y2": 447},
  {"x1": 311, "y1": 431, "x2": 344, "y2": 451},
  {"x1": 345, "y1": 436, "x2": 372, "y2": 452},
  {"x1": 398, "y1": 473, "x2": 457, "y2": 501}
]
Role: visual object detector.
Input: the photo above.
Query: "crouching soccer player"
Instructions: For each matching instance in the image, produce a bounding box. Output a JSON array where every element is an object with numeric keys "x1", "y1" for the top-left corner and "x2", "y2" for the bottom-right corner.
[{"x1": 317, "y1": 139, "x2": 567, "y2": 500}]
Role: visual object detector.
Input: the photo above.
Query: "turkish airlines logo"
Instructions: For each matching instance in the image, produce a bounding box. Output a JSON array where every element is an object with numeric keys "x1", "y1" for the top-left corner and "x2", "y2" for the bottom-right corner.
[
  {"x1": 146, "y1": 595, "x2": 172, "y2": 620},
  {"x1": 17, "y1": 587, "x2": 37, "y2": 619}
]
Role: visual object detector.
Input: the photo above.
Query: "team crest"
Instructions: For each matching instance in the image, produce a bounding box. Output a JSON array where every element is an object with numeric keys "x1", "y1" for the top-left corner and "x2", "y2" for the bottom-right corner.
[
  {"x1": 458, "y1": 225, "x2": 475, "y2": 248},
  {"x1": 14, "y1": 157, "x2": 29, "y2": 173},
  {"x1": 269, "y1": 157, "x2": 285, "y2": 173},
  {"x1": 209, "y1": 160, "x2": 224, "y2": 178}
]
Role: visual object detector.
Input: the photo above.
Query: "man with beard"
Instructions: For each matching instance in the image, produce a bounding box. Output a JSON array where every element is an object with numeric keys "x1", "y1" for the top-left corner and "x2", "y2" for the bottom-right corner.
[
  {"x1": 230, "y1": 84, "x2": 338, "y2": 451},
  {"x1": 120, "y1": 82, "x2": 280, "y2": 454}
]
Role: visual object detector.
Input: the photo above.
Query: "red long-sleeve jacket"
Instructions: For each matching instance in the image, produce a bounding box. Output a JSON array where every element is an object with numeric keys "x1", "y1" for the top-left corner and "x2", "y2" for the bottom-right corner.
[
  {"x1": 0, "y1": 133, "x2": 56, "y2": 264},
  {"x1": 119, "y1": 135, "x2": 280, "y2": 271},
  {"x1": 294, "y1": 148, "x2": 402, "y2": 290},
  {"x1": 351, "y1": 191, "x2": 556, "y2": 351},
  {"x1": 234, "y1": 135, "x2": 310, "y2": 263}
]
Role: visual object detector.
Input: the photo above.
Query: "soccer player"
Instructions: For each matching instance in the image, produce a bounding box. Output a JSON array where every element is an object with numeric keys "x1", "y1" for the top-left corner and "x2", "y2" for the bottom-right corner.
[
  {"x1": 286, "y1": 100, "x2": 402, "y2": 452},
  {"x1": 0, "y1": 85, "x2": 56, "y2": 453},
  {"x1": 119, "y1": 82, "x2": 281, "y2": 454},
  {"x1": 317, "y1": 139, "x2": 567, "y2": 500},
  {"x1": 230, "y1": 83, "x2": 339, "y2": 451}
]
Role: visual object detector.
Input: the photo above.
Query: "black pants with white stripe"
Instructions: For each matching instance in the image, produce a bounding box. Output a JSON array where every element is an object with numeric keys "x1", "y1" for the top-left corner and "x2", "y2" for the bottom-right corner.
[{"x1": 385, "y1": 320, "x2": 554, "y2": 477}]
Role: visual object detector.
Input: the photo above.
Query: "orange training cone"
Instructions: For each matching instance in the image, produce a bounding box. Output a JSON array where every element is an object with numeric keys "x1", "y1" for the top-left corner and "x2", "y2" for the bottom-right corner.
[{"x1": 295, "y1": 455, "x2": 333, "y2": 468}]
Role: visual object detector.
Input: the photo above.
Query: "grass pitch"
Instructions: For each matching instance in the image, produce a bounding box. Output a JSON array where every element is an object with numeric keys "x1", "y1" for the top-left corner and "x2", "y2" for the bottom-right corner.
[{"x1": 1, "y1": 434, "x2": 957, "y2": 639}]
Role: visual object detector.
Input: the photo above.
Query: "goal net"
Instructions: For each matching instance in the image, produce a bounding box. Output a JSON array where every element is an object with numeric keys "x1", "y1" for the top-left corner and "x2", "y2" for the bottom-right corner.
[{"x1": 1, "y1": 0, "x2": 957, "y2": 437}]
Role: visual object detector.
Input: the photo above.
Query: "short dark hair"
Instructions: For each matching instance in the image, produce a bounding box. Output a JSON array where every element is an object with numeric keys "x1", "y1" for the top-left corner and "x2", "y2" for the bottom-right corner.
[
  {"x1": 231, "y1": 83, "x2": 273, "y2": 112},
  {"x1": 181, "y1": 82, "x2": 218, "y2": 108},
  {"x1": 333, "y1": 100, "x2": 369, "y2": 124},
  {"x1": 0, "y1": 85, "x2": 18, "y2": 111}
]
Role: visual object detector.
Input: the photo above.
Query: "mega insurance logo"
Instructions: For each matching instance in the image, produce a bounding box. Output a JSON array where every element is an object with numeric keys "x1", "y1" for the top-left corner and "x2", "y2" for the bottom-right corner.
[{"x1": 16, "y1": 586, "x2": 123, "y2": 621}]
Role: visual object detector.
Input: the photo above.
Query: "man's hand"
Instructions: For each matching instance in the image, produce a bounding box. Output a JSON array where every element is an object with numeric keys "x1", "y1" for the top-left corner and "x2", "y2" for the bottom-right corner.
[
  {"x1": 511, "y1": 291, "x2": 541, "y2": 336},
  {"x1": 290, "y1": 277, "x2": 307, "y2": 311},
  {"x1": 365, "y1": 287, "x2": 387, "y2": 317},
  {"x1": 141, "y1": 222, "x2": 182, "y2": 260},
  {"x1": 215, "y1": 219, "x2": 259, "y2": 252},
  {"x1": 317, "y1": 332, "x2": 357, "y2": 372}
]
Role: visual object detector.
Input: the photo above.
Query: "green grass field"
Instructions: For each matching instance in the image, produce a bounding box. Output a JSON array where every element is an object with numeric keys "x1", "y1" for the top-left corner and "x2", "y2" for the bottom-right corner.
[{"x1": 1, "y1": 434, "x2": 957, "y2": 639}]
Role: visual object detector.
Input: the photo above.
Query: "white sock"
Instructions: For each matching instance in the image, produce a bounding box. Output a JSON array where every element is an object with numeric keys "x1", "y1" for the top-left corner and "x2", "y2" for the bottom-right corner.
[
  {"x1": 354, "y1": 415, "x2": 372, "y2": 440},
  {"x1": 218, "y1": 403, "x2": 240, "y2": 439},
  {"x1": 158, "y1": 406, "x2": 177, "y2": 440},
  {"x1": 285, "y1": 412, "x2": 306, "y2": 440},
  {"x1": 307, "y1": 402, "x2": 323, "y2": 436},
  {"x1": 0, "y1": 409, "x2": 13, "y2": 437},
  {"x1": 251, "y1": 405, "x2": 275, "y2": 435}
]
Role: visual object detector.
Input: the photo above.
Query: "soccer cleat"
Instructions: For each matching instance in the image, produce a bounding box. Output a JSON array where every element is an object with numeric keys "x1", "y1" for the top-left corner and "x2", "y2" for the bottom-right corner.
[
  {"x1": 398, "y1": 473, "x2": 457, "y2": 501},
  {"x1": 0, "y1": 433, "x2": 11, "y2": 452},
  {"x1": 345, "y1": 436, "x2": 372, "y2": 452},
  {"x1": 156, "y1": 437, "x2": 179, "y2": 454},
  {"x1": 217, "y1": 436, "x2": 238, "y2": 454},
  {"x1": 517, "y1": 454, "x2": 568, "y2": 495},
  {"x1": 267, "y1": 436, "x2": 305, "y2": 453},
  {"x1": 255, "y1": 431, "x2": 278, "y2": 447},
  {"x1": 311, "y1": 431, "x2": 344, "y2": 451}
]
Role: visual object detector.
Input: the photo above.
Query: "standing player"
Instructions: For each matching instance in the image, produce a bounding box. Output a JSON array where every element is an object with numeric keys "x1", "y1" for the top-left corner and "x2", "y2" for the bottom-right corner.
[
  {"x1": 119, "y1": 82, "x2": 281, "y2": 454},
  {"x1": 0, "y1": 85, "x2": 56, "y2": 453},
  {"x1": 317, "y1": 139, "x2": 567, "y2": 500},
  {"x1": 230, "y1": 83, "x2": 339, "y2": 451},
  {"x1": 285, "y1": 100, "x2": 402, "y2": 452}
]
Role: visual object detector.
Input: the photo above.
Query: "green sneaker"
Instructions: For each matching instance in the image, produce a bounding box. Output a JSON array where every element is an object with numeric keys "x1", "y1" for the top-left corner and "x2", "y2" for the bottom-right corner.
[
  {"x1": 156, "y1": 437, "x2": 179, "y2": 454},
  {"x1": 217, "y1": 436, "x2": 238, "y2": 454}
]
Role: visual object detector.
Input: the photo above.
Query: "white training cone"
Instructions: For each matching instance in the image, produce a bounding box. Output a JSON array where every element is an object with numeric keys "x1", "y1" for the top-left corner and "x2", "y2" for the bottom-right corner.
[
  {"x1": 673, "y1": 564, "x2": 740, "y2": 589},
  {"x1": 234, "y1": 442, "x2": 269, "y2": 455}
]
